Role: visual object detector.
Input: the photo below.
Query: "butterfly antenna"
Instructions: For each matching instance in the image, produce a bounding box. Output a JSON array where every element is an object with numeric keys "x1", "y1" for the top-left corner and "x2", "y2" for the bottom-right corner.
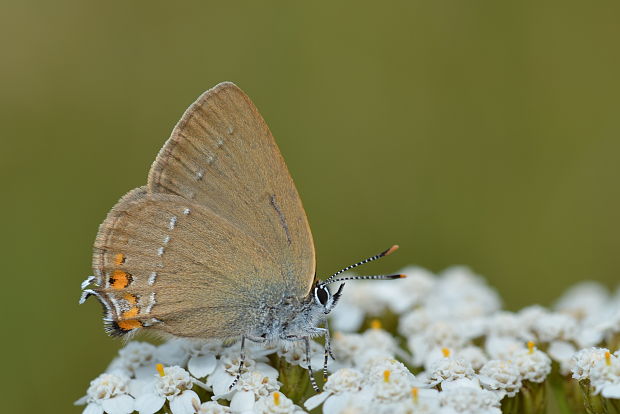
[{"x1": 322, "y1": 245, "x2": 402, "y2": 286}]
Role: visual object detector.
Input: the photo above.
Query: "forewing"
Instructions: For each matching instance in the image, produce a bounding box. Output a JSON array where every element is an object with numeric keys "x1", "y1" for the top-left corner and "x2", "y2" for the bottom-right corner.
[
  {"x1": 147, "y1": 82, "x2": 315, "y2": 297},
  {"x1": 90, "y1": 189, "x2": 286, "y2": 339}
]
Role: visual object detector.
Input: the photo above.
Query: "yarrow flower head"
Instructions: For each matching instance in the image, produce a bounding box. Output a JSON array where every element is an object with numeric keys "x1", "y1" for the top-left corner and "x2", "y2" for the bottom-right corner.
[
  {"x1": 77, "y1": 265, "x2": 620, "y2": 413},
  {"x1": 440, "y1": 386, "x2": 502, "y2": 414},
  {"x1": 193, "y1": 400, "x2": 231, "y2": 414},
  {"x1": 304, "y1": 368, "x2": 366, "y2": 411},
  {"x1": 109, "y1": 341, "x2": 157, "y2": 379},
  {"x1": 512, "y1": 342, "x2": 552, "y2": 383},
  {"x1": 134, "y1": 365, "x2": 200, "y2": 414},
  {"x1": 426, "y1": 350, "x2": 475, "y2": 387},
  {"x1": 570, "y1": 347, "x2": 610, "y2": 380},
  {"x1": 254, "y1": 391, "x2": 306, "y2": 414},
  {"x1": 478, "y1": 359, "x2": 523, "y2": 398},
  {"x1": 75, "y1": 372, "x2": 134, "y2": 414},
  {"x1": 574, "y1": 348, "x2": 620, "y2": 398}
]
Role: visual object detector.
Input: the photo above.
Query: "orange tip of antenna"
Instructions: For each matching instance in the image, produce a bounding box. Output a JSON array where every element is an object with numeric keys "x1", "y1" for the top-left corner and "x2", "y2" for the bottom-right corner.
[
  {"x1": 156, "y1": 363, "x2": 165, "y2": 377},
  {"x1": 385, "y1": 245, "x2": 399, "y2": 256},
  {"x1": 399, "y1": 274, "x2": 407, "y2": 278}
]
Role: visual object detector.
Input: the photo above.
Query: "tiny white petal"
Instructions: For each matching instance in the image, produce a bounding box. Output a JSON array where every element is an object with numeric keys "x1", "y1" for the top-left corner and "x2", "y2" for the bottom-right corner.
[
  {"x1": 441, "y1": 377, "x2": 481, "y2": 391},
  {"x1": 129, "y1": 378, "x2": 156, "y2": 398},
  {"x1": 188, "y1": 354, "x2": 217, "y2": 378},
  {"x1": 101, "y1": 395, "x2": 135, "y2": 414},
  {"x1": 135, "y1": 394, "x2": 165, "y2": 414},
  {"x1": 255, "y1": 362, "x2": 279, "y2": 380},
  {"x1": 210, "y1": 370, "x2": 235, "y2": 396},
  {"x1": 303, "y1": 392, "x2": 329, "y2": 410},
  {"x1": 230, "y1": 390, "x2": 255, "y2": 412},
  {"x1": 170, "y1": 390, "x2": 200, "y2": 414},
  {"x1": 323, "y1": 393, "x2": 361, "y2": 414},
  {"x1": 83, "y1": 404, "x2": 104, "y2": 414},
  {"x1": 74, "y1": 395, "x2": 88, "y2": 406},
  {"x1": 602, "y1": 384, "x2": 620, "y2": 399}
]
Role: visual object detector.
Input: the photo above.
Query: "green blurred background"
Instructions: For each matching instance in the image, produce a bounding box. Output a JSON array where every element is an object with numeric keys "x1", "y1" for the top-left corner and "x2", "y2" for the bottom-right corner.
[{"x1": 2, "y1": 0, "x2": 619, "y2": 411}]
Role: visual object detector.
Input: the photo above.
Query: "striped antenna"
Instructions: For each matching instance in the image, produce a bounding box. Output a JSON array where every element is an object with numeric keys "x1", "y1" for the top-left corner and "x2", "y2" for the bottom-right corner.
[
  {"x1": 322, "y1": 273, "x2": 406, "y2": 286},
  {"x1": 321, "y1": 245, "x2": 400, "y2": 285}
]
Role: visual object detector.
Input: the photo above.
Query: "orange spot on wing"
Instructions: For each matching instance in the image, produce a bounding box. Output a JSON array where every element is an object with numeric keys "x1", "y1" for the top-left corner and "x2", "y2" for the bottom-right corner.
[
  {"x1": 124, "y1": 293, "x2": 137, "y2": 305},
  {"x1": 122, "y1": 307, "x2": 139, "y2": 319},
  {"x1": 117, "y1": 319, "x2": 142, "y2": 331},
  {"x1": 113, "y1": 253, "x2": 126, "y2": 265},
  {"x1": 110, "y1": 270, "x2": 132, "y2": 290}
]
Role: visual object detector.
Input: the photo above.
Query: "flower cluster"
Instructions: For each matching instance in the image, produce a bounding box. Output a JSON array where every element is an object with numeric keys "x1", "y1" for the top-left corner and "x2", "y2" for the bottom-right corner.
[{"x1": 77, "y1": 266, "x2": 620, "y2": 413}]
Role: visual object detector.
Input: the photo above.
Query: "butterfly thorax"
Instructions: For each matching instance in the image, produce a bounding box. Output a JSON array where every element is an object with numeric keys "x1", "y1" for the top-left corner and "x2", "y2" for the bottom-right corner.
[{"x1": 249, "y1": 292, "x2": 326, "y2": 341}]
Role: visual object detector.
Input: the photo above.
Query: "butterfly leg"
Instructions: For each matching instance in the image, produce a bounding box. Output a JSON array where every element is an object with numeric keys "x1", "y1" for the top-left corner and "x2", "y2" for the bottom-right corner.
[
  {"x1": 321, "y1": 320, "x2": 336, "y2": 381},
  {"x1": 304, "y1": 336, "x2": 321, "y2": 392},
  {"x1": 229, "y1": 335, "x2": 246, "y2": 391}
]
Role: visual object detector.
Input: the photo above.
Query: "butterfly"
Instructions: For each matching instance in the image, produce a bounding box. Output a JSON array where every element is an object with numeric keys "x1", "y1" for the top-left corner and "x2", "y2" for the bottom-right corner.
[{"x1": 80, "y1": 82, "x2": 402, "y2": 391}]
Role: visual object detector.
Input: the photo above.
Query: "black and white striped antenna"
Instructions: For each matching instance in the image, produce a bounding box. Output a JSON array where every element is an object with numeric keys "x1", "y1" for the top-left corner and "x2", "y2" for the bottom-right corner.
[{"x1": 321, "y1": 245, "x2": 405, "y2": 286}]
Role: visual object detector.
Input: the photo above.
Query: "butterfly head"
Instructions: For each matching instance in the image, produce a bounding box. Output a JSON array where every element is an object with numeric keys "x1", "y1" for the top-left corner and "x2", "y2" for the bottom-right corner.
[{"x1": 313, "y1": 282, "x2": 344, "y2": 314}]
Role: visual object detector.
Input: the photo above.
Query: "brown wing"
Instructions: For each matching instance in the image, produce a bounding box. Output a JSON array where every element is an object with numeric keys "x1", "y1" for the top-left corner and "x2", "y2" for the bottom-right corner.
[
  {"x1": 89, "y1": 189, "x2": 290, "y2": 339},
  {"x1": 147, "y1": 82, "x2": 315, "y2": 298}
]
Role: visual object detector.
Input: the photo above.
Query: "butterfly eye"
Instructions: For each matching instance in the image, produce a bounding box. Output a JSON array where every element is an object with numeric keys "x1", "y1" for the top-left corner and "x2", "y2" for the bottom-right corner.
[{"x1": 315, "y1": 285, "x2": 330, "y2": 306}]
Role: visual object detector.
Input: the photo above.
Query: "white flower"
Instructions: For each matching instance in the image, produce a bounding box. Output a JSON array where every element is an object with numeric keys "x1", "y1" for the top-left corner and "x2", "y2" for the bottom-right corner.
[
  {"x1": 517, "y1": 305, "x2": 549, "y2": 331},
  {"x1": 226, "y1": 370, "x2": 280, "y2": 413},
  {"x1": 408, "y1": 322, "x2": 469, "y2": 367},
  {"x1": 75, "y1": 373, "x2": 134, "y2": 414},
  {"x1": 329, "y1": 301, "x2": 366, "y2": 333},
  {"x1": 570, "y1": 347, "x2": 609, "y2": 380},
  {"x1": 440, "y1": 386, "x2": 502, "y2": 414},
  {"x1": 485, "y1": 311, "x2": 532, "y2": 341},
  {"x1": 331, "y1": 331, "x2": 365, "y2": 368},
  {"x1": 317, "y1": 392, "x2": 373, "y2": 414},
  {"x1": 366, "y1": 362, "x2": 417, "y2": 402},
  {"x1": 532, "y1": 313, "x2": 578, "y2": 343},
  {"x1": 392, "y1": 388, "x2": 440, "y2": 414},
  {"x1": 575, "y1": 324, "x2": 607, "y2": 349},
  {"x1": 384, "y1": 266, "x2": 436, "y2": 314},
  {"x1": 254, "y1": 391, "x2": 306, "y2": 414},
  {"x1": 547, "y1": 341, "x2": 576, "y2": 375},
  {"x1": 353, "y1": 327, "x2": 398, "y2": 367},
  {"x1": 277, "y1": 340, "x2": 324, "y2": 369},
  {"x1": 134, "y1": 365, "x2": 200, "y2": 414},
  {"x1": 208, "y1": 346, "x2": 278, "y2": 396},
  {"x1": 587, "y1": 351, "x2": 620, "y2": 397},
  {"x1": 107, "y1": 342, "x2": 157, "y2": 379},
  {"x1": 554, "y1": 281, "x2": 610, "y2": 320},
  {"x1": 427, "y1": 356, "x2": 475, "y2": 387},
  {"x1": 456, "y1": 346, "x2": 488, "y2": 370},
  {"x1": 512, "y1": 346, "x2": 551, "y2": 383},
  {"x1": 398, "y1": 309, "x2": 432, "y2": 337},
  {"x1": 155, "y1": 340, "x2": 192, "y2": 367},
  {"x1": 424, "y1": 321, "x2": 468, "y2": 348},
  {"x1": 194, "y1": 400, "x2": 232, "y2": 414},
  {"x1": 187, "y1": 344, "x2": 217, "y2": 379},
  {"x1": 304, "y1": 368, "x2": 365, "y2": 411},
  {"x1": 478, "y1": 360, "x2": 522, "y2": 398},
  {"x1": 424, "y1": 266, "x2": 501, "y2": 319},
  {"x1": 175, "y1": 340, "x2": 221, "y2": 379},
  {"x1": 484, "y1": 336, "x2": 526, "y2": 361}
]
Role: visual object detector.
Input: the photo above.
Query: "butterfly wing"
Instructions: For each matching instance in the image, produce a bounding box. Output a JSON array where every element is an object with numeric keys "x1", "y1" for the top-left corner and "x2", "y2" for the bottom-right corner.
[
  {"x1": 89, "y1": 190, "x2": 293, "y2": 338},
  {"x1": 85, "y1": 82, "x2": 316, "y2": 338},
  {"x1": 148, "y1": 82, "x2": 315, "y2": 298}
]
